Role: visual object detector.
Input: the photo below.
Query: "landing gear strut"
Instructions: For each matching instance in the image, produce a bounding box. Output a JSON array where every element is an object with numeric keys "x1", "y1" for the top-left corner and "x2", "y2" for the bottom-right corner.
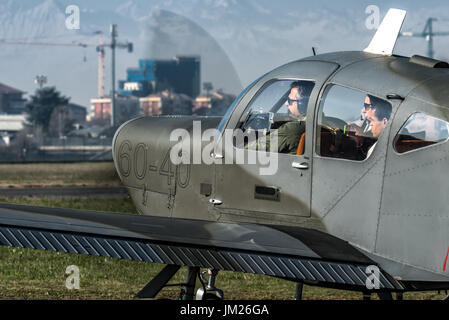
[
  {"x1": 196, "y1": 269, "x2": 224, "y2": 300},
  {"x1": 295, "y1": 282, "x2": 304, "y2": 300},
  {"x1": 135, "y1": 265, "x2": 223, "y2": 300},
  {"x1": 181, "y1": 266, "x2": 200, "y2": 300},
  {"x1": 135, "y1": 264, "x2": 180, "y2": 299}
]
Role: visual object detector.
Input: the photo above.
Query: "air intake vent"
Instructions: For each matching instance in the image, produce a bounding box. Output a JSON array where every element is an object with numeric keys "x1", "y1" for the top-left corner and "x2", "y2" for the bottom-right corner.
[{"x1": 409, "y1": 55, "x2": 449, "y2": 68}]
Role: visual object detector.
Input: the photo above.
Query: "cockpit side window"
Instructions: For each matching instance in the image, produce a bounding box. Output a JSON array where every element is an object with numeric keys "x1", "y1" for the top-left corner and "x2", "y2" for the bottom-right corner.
[
  {"x1": 234, "y1": 79, "x2": 315, "y2": 155},
  {"x1": 316, "y1": 85, "x2": 392, "y2": 161},
  {"x1": 394, "y1": 113, "x2": 449, "y2": 153}
]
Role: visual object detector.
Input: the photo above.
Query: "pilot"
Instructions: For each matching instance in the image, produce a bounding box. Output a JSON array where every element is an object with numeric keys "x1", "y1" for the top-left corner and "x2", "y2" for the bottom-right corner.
[
  {"x1": 347, "y1": 95, "x2": 374, "y2": 136},
  {"x1": 358, "y1": 96, "x2": 372, "y2": 133},
  {"x1": 267, "y1": 81, "x2": 312, "y2": 154},
  {"x1": 365, "y1": 96, "x2": 392, "y2": 158}
]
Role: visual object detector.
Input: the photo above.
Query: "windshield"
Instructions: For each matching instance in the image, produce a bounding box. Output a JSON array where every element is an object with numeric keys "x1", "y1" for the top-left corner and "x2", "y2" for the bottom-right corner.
[{"x1": 215, "y1": 76, "x2": 262, "y2": 140}]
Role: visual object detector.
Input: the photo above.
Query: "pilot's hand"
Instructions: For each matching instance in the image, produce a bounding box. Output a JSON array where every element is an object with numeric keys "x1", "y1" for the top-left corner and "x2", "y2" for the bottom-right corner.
[{"x1": 345, "y1": 124, "x2": 362, "y2": 136}]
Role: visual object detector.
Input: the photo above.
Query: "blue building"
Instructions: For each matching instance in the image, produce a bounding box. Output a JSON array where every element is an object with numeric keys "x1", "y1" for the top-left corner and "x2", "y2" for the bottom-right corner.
[
  {"x1": 118, "y1": 56, "x2": 200, "y2": 99},
  {"x1": 118, "y1": 60, "x2": 155, "y2": 97}
]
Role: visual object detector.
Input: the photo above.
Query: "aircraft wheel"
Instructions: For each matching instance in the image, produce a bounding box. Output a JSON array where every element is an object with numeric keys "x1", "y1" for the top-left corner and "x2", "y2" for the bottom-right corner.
[{"x1": 203, "y1": 293, "x2": 222, "y2": 300}]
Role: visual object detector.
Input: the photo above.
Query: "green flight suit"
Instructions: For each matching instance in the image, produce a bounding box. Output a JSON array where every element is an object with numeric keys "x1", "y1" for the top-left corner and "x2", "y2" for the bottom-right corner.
[{"x1": 246, "y1": 120, "x2": 306, "y2": 154}]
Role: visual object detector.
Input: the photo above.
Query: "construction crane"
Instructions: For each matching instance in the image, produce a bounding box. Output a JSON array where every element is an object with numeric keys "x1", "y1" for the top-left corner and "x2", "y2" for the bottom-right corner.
[
  {"x1": 0, "y1": 27, "x2": 133, "y2": 126},
  {"x1": 93, "y1": 31, "x2": 105, "y2": 98},
  {"x1": 400, "y1": 17, "x2": 449, "y2": 59}
]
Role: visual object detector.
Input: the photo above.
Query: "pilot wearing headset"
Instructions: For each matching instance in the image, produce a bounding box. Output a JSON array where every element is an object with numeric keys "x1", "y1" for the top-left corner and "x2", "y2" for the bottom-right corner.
[{"x1": 266, "y1": 81, "x2": 312, "y2": 154}]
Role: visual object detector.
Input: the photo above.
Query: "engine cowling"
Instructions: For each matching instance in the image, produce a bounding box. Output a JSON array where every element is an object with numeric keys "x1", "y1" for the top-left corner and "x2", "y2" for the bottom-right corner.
[{"x1": 112, "y1": 116, "x2": 221, "y2": 217}]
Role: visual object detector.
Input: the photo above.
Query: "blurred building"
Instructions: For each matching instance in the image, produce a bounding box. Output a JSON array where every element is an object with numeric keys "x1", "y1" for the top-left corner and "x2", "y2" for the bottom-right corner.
[
  {"x1": 119, "y1": 56, "x2": 200, "y2": 99},
  {"x1": 48, "y1": 103, "x2": 87, "y2": 137},
  {"x1": 89, "y1": 96, "x2": 140, "y2": 125},
  {"x1": 89, "y1": 97, "x2": 111, "y2": 122},
  {"x1": 0, "y1": 83, "x2": 26, "y2": 114},
  {"x1": 90, "y1": 56, "x2": 200, "y2": 123},
  {"x1": 0, "y1": 114, "x2": 26, "y2": 145},
  {"x1": 119, "y1": 59, "x2": 155, "y2": 98},
  {"x1": 67, "y1": 103, "x2": 87, "y2": 123},
  {"x1": 192, "y1": 91, "x2": 236, "y2": 116},
  {"x1": 140, "y1": 90, "x2": 193, "y2": 116},
  {"x1": 139, "y1": 95, "x2": 162, "y2": 116},
  {"x1": 193, "y1": 95, "x2": 211, "y2": 112}
]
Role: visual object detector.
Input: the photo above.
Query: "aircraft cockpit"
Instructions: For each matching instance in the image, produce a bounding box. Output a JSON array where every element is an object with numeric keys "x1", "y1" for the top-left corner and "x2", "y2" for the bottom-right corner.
[
  {"x1": 316, "y1": 85, "x2": 392, "y2": 161},
  {"x1": 231, "y1": 79, "x2": 394, "y2": 160},
  {"x1": 235, "y1": 79, "x2": 315, "y2": 155}
]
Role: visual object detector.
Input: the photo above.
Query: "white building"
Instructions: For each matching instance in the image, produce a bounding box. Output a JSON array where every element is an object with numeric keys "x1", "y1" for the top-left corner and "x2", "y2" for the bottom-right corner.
[{"x1": 0, "y1": 114, "x2": 26, "y2": 145}]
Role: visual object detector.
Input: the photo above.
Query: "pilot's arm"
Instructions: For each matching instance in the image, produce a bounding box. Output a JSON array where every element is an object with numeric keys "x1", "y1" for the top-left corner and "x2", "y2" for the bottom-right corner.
[{"x1": 244, "y1": 120, "x2": 305, "y2": 154}]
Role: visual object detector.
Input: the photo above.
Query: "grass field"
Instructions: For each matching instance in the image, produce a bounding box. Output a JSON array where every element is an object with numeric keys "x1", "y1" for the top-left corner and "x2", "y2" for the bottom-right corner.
[
  {"x1": 0, "y1": 162, "x2": 121, "y2": 187},
  {"x1": 0, "y1": 162, "x2": 446, "y2": 300}
]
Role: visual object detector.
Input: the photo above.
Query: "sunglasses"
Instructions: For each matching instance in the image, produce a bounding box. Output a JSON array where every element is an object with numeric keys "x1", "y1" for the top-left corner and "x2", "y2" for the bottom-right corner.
[
  {"x1": 364, "y1": 103, "x2": 373, "y2": 110},
  {"x1": 287, "y1": 98, "x2": 302, "y2": 105}
]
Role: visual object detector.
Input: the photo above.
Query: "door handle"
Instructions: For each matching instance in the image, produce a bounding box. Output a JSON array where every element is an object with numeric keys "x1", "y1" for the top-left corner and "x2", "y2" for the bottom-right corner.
[
  {"x1": 292, "y1": 161, "x2": 308, "y2": 170},
  {"x1": 209, "y1": 199, "x2": 223, "y2": 205}
]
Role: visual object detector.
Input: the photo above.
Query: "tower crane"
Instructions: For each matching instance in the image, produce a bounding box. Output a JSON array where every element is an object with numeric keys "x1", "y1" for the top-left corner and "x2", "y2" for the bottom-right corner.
[
  {"x1": 0, "y1": 30, "x2": 133, "y2": 100},
  {"x1": 400, "y1": 17, "x2": 449, "y2": 59}
]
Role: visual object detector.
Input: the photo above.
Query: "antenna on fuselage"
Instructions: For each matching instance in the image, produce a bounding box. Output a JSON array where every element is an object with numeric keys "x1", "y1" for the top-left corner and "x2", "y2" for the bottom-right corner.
[{"x1": 364, "y1": 8, "x2": 407, "y2": 56}]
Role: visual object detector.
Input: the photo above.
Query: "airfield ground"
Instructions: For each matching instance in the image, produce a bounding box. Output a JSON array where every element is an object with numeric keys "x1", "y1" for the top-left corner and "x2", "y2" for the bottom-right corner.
[
  {"x1": 0, "y1": 162, "x2": 121, "y2": 187},
  {"x1": 0, "y1": 162, "x2": 446, "y2": 300}
]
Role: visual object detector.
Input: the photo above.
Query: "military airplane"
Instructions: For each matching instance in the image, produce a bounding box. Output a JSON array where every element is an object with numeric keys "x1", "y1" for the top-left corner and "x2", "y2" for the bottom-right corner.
[{"x1": 1, "y1": 8, "x2": 449, "y2": 300}]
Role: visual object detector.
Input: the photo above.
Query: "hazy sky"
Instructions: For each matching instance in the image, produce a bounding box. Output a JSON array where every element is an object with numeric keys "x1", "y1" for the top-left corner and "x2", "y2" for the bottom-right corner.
[{"x1": 1, "y1": 0, "x2": 449, "y2": 108}]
